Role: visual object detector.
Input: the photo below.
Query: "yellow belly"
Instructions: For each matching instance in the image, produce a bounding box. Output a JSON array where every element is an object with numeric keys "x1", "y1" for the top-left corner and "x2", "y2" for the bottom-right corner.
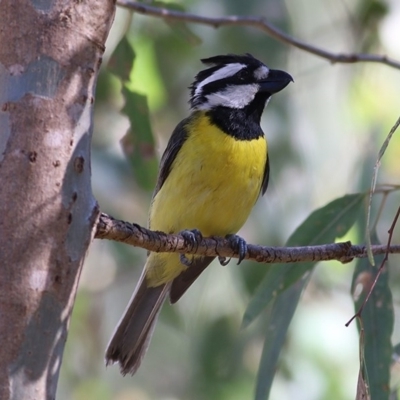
[{"x1": 146, "y1": 112, "x2": 267, "y2": 285}]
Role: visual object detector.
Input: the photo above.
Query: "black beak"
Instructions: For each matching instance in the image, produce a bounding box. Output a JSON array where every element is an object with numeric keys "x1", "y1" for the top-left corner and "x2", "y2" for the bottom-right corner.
[{"x1": 259, "y1": 69, "x2": 293, "y2": 94}]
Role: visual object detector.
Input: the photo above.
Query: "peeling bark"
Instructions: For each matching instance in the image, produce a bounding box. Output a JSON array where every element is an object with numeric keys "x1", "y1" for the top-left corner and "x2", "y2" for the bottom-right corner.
[{"x1": 0, "y1": 1, "x2": 116, "y2": 399}]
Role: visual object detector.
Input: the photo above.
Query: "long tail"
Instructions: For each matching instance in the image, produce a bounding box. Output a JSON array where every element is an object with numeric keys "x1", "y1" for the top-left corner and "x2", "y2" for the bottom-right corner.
[{"x1": 105, "y1": 271, "x2": 169, "y2": 375}]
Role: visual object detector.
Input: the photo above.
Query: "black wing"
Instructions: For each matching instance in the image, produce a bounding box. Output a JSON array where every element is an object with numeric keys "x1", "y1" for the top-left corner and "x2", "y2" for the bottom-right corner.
[
  {"x1": 152, "y1": 117, "x2": 191, "y2": 198},
  {"x1": 261, "y1": 153, "x2": 270, "y2": 195},
  {"x1": 170, "y1": 256, "x2": 214, "y2": 303},
  {"x1": 152, "y1": 115, "x2": 216, "y2": 302}
]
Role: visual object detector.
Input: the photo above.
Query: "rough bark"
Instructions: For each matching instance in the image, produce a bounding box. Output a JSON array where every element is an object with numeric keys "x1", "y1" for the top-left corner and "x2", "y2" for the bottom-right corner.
[{"x1": 0, "y1": 1, "x2": 115, "y2": 399}]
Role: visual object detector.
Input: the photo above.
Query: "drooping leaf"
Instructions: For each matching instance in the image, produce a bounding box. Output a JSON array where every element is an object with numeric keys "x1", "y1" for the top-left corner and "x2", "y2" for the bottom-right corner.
[
  {"x1": 121, "y1": 87, "x2": 158, "y2": 190},
  {"x1": 250, "y1": 193, "x2": 365, "y2": 400},
  {"x1": 351, "y1": 230, "x2": 393, "y2": 400},
  {"x1": 243, "y1": 193, "x2": 365, "y2": 328},
  {"x1": 255, "y1": 277, "x2": 308, "y2": 400},
  {"x1": 108, "y1": 35, "x2": 136, "y2": 82},
  {"x1": 107, "y1": 35, "x2": 158, "y2": 190}
]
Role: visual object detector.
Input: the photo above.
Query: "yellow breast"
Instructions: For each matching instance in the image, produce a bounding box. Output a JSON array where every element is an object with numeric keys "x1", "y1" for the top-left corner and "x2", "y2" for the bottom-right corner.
[
  {"x1": 146, "y1": 112, "x2": 267, "y2": 285},
  {"x1": 151, "y1": 112, "x2": 267, "y2": 235}
]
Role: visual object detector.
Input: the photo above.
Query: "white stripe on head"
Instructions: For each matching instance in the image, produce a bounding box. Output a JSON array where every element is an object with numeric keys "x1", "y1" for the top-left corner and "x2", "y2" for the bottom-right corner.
[
  {"x1": 254, "y1": 65, "x2": 269, "y2": 80},
  {"x1": 196, "y1": 84, "x2": 259, "y2": 110},
  {"x1": 194, "y1": 63, "x2": 246, "y2": 97}
]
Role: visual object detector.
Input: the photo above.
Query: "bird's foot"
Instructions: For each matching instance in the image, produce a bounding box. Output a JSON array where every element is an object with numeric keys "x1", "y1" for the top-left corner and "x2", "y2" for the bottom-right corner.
[
  {"x1": 179, "y1": 229, "x2": 203, "y2": 267},
  {"x1": 218, "y1": 234, "x2": 248, "y2": 266}
]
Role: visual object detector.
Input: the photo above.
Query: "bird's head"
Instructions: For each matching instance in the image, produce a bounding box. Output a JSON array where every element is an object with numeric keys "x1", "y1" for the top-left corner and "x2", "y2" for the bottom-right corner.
[{"x1": 189, "y1": 54, "x2": 293, "y2": 112}]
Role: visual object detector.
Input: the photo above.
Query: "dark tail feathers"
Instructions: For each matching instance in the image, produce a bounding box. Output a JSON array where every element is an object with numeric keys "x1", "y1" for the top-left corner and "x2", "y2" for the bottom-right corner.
[{"x1": 105, "y1": 273, "x2": 169, "y2": 375}]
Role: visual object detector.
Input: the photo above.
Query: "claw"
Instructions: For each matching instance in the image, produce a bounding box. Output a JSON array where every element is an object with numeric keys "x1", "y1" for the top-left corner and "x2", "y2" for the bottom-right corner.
[
  {"x1": 226, "y1": 234, "x2": 247, "y2": 265},
  {"x1": 218, "y1": 256, "x2": 231, "y2": 266},
  {"x1": 180, "y1": 229, "x2": 203, "y2": 248},
  {"x1": 180, "y1": 253, "x2": 194, "y2": 267},
  {"x1": 179, "y1": 229, "x2": 203, "y2": 268}
]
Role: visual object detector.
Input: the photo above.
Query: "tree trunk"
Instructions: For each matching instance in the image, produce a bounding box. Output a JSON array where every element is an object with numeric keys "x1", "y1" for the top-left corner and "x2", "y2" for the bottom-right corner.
[{"x1": 0, "y1": 1, "x2": 115, "y2": 399}]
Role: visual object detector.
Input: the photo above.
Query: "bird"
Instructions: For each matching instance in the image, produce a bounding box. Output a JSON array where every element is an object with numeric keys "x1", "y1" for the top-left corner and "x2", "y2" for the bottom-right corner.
[{"x1": 105, "y1": 53, "x2": 292, "y2": 375}]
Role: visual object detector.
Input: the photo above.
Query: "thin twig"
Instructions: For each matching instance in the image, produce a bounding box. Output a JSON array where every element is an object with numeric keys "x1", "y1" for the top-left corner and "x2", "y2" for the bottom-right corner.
[
  {"x1": 366, "y1": 116, "x2": 400, "y2": 263},
  {"x1": 116, "y1": 0, "x2": 400, "y2": 70},
  {"x1": 95, "y1": 213, "x2": 400, "y2": 264}
]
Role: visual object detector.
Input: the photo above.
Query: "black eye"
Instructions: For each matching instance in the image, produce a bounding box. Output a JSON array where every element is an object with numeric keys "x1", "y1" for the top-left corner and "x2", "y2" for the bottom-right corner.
[{"x1": 236, "y1": 68, "x2": 251, "y2": 81}]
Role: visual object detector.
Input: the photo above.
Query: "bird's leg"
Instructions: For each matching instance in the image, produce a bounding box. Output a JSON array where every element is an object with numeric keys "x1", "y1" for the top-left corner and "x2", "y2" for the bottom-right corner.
[
  {"x1": 179, "y1": 229, "x2": 203, "y2": 267},
  {"x1": 218, "y1": 234, "x2": 248, "y2": 266}
]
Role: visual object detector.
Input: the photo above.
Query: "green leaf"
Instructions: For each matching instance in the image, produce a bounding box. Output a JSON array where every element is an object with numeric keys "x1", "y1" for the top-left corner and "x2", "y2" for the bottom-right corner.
[
  {"x1": 249, "y1": 193, "x2": 365, "y2": 400},
  {"x1": 351, "y1": 230, "x2": 393, "y2": 400},
  {"x1": 255, "y1": 278, "x2": 308, "y2": 400},
  {"x1": 107, "y1": 36, "x2": 159, "y2": 190},
  {"x1": 243, "y1": 193, "x2": 365, "y2": 328},
  {"x1": 153, "y1": 1, "x2": 202, "y2": 45},
  {"x1": 121, "y1": 87, "x2": 158, "y2": 190},
  {"x1": 107, "y1": 35, "x2": 136, "y2": 82}
]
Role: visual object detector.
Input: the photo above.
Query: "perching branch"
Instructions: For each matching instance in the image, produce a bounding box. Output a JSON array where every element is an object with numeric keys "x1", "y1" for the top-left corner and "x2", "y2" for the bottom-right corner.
[
  {"x1": 95, "y1": 213, "x2": 400, "y2": 264},
  {"x1": 116, "y1": 0, "x2": 400, "y2": 70}
]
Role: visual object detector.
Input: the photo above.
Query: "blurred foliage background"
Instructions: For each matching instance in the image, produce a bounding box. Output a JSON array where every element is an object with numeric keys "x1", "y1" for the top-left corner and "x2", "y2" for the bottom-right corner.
[{"x1": 58, "y1": 0, "x2": 400, "y2": 399}]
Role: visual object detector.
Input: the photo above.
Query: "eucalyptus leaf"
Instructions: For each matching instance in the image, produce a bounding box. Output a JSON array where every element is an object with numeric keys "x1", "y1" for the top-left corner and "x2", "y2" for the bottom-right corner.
[
  {"x1": 121, "y1": 87, "x2": 158, "y2": 190},
  {"x1": 351, "y1": 230, "x2": 393, "y2": 400},
  {"x1": 108, "y1": 35, "x2": 136, "y2": 82},
  {"x1": 247, "y1": 193, "x2": 365, "y2": 400},
  {"x1": 243, "y1": 193, "x2": 365, "y2": 328}
]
